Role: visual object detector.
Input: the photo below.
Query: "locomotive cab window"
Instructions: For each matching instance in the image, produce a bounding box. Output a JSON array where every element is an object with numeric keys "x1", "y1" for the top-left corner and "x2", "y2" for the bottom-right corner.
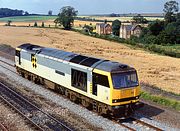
[
  {"x1": 71, "y1": 69, "x2": 87, "y2": 92},
  {"x1": 93, "y1": 73, "x2": 109, "y2": 88},
  {"x1": 112, "y1": 71, "x2": 139, "y2": 89}
]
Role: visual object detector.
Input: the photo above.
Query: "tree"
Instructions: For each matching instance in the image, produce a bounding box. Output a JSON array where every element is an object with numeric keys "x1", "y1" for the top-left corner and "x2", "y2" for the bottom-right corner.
[
  {"x1": 83, "y1": 25, "x2": 94, "y2": 34},
  {"x1": 132, "y1": 14, "x2": 148, "y2": 24},
  {"x1": 42, "y1": 22, "x2": 45, "y2": 27},
  {"x1": 163, "y1": 0, "x2": 179, "y2": 13},
  {"x1": 176, "y1": 13, "x2": 180, "y2": 23},
  {"x1": 55, "y1": 6, "x2": 78, "y2": 30},
  {"x1": 164, "y1": 1, "x2": 179, "y2": 23},
  {"x1": 48, "y1": 10, "x2": 52, "y2": 16},
  {"x1": 0, "y1": 8, "x2": 25, "y2": 17},
  {"x1": 104, "y1": 19, "x2": 107, "y2": 24},
  {"x1": 54, "y1": 18, "x2": 59, "y2": 27},
  {"x1": 112, "y1": 19, "x2": 121, "y2": 36},
  {"x1": 24, "y1": 11, "x2": 29, "y2": 16},
  {"x1": 34, "y1": 22, "x2": 38, "y2": 27},
  {"x1": 7, "y1": 20, "x2": 12, "y2": 26},
  {"x1": 148, "y1": 20, "x2": 165, "y2": 36}
]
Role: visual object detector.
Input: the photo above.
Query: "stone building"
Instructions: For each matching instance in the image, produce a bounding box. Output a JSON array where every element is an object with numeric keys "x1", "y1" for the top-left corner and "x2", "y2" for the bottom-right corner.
[
  {"x1": 119, "y1": 24, "x2": 142, "y2": 39},
  {"x1": 96, "y1": 23, "x2": 112, "y2": 35}
]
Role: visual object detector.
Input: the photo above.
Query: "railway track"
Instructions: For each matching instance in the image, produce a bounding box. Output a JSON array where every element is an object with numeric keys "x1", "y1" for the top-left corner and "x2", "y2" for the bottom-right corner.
[
  {"x1": 0, "y1": 56, "x2": 164, "y2": 131},
  {"x1": 115, "y1": 117, "x2": 163, "y2": 131},
  {"x1": 0, "y1": 82, "x2": 72, "y2": 131},
  {"x1": 0, "y1": 122, "x2": 8, "y2": 131}
]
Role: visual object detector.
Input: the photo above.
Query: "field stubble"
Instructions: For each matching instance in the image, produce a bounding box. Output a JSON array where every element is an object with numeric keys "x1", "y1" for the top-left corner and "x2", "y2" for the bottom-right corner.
[{"x1": 0, "y1": 26, "x2": 179, "y2": 95}]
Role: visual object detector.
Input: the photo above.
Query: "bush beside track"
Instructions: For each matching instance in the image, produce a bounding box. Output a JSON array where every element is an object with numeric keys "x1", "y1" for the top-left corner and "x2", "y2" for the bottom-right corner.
[{"x1": 140, "y1": 91, "x2": 180, "y2": 111}]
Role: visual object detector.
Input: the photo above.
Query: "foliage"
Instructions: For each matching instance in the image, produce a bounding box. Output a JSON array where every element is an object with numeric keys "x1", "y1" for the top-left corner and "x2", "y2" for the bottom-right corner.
[
  {"x1": 24, "y1": 11, "x2": 29, "y2": 16},
  {"x1": 34, "y1": 22, "x2": 38, "y2": 27},
  {"x1": 164, "y1": 12, "x2": 176, "y2": 23},
  {"x1": 139, "y1": 0, "x2": 180, "y2": 46},
  {"x1": 55, "y1": 6, "x2": 78, "y2": 30},
  {"x1": 148, "y1": 20, "x2": 165, "y2": 36},
  {"x1": 7, "y1": 20, "x2": 12, "y2": 26},
  {"x1": 140, "y1": 91, "x2": 180, "y2": 111},
  {"x1": 163, "y1": 0, "x2": 179, "y2": 13},
  {"x1": 48, "y1": 10, "x2": 53, "y2": 16},
  {"x1": 164, "y1": 1, "x2": 179, "y2": 24},
  {"x1": 132, "y1": 14, "x2": 148, "y2": 24},
  {"x1": 83, "y1": 25, "x2": 94, "y2": 33},
  {"x1": 41, "y1": 22, "x2": 45, "y2": 27},
  {"x1": 112, "y1": 19, "x2": 121, "y2": 36},
  {"x1": 73, "y1": 27, "x2": 180, "y2": 58},
  {"x1": 0, "y1": 8, "x2": 25, "y2": 17}
]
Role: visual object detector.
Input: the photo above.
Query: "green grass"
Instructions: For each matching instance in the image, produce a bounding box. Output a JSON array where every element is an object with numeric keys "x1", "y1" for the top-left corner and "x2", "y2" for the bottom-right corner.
[
  {"x1": 140, "y1": 91, "x2": 180, "y2": 111},
  {"x1": 0, "y1": 15, "x2": 57, "y2": 22}
]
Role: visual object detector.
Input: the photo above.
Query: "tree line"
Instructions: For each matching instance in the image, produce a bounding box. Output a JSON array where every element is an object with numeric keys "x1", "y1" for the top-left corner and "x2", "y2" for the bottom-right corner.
[
  {"x1": 136, "y1": 0, "x2": 180, "y2": 45},
  {"x1": 0, "y1": 8, "x2": 29, "y2": 17}
]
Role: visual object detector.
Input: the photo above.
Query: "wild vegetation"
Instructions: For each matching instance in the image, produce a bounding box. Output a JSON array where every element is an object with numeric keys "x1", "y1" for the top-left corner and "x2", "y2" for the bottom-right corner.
[
  {"x1": 140, "y1": 91, "x2": 180, "y2": 111},
  {"x1": 0, "y1": 8, "x2": 28, "y2": 17},
  {"x1": 55, "y1": 6, "x2": 78, "y2": 30},
  {"x1": 135, "y1": 1, "x2": 180, "y2": 46}
]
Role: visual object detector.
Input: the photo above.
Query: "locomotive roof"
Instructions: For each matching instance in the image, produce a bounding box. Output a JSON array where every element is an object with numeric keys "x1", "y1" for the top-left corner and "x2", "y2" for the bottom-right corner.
[{"x1": 18, "y1": 43, "x2": 134, "y2": 72}]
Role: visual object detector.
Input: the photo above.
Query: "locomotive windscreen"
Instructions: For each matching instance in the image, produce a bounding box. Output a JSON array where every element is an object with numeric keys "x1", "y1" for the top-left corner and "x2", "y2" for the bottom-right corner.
[{"x1": 112, "y1": 71, "x2": 139, "y2": 89}]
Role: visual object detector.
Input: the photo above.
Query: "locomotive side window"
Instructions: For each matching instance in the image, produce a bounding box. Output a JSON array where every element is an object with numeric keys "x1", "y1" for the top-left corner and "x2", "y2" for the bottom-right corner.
[
  {"x1": 71, "y1": 69, "x2": 87, "y2": 92},
  {"x1": 15, "y1": 50, "x2": 20, "y2": 57},
  {"x1": 15, "y1": 50, "x2": 21, "y2": 65},
  {"x1": 93, "y1": 73, "x2": 109, "y2": 88}
]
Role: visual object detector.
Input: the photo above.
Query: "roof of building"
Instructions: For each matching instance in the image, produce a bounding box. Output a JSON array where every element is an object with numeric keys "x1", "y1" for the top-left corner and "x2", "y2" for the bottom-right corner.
[
  {"x1": 122, "y1": 24, "x2": 142, "y2": 31},
  {"x1": 18, "y1": 43, "x2": 134, "y2": 72},
  {"x1": 96, "y1": 23, "x2": 111, "y2": 28}
]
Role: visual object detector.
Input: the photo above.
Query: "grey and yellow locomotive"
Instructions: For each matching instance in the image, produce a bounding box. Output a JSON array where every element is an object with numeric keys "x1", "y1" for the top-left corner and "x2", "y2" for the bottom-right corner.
[{"x1": 15, "y1": 43, "x2": 142, "y2": 116}]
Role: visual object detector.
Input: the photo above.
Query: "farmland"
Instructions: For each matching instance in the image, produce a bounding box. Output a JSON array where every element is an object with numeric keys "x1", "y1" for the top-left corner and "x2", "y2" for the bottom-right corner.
[
  {"x1": 0, "y1": 15, "x2": 164, "y2": 27},
  {"x1": 0, "y1": 15, "x2": 57, "y2": 22},
  {"x1": 78, "y1": 16, "x2": 164, "y2": 22},
  {"x1": 0, "y1": 26, "x2": 179, "y2": 95}
]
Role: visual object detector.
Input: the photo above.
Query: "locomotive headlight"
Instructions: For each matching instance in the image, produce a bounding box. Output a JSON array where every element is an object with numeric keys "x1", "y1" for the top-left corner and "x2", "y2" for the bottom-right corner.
[{"x1": 112, "y1": 99, "x2": 118, "y2": 103}]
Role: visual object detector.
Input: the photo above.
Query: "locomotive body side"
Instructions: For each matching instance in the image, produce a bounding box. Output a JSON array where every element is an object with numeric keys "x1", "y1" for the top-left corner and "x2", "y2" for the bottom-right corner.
[{"x1": 15, "y1": 43, "x2": 142, "y2": 116}]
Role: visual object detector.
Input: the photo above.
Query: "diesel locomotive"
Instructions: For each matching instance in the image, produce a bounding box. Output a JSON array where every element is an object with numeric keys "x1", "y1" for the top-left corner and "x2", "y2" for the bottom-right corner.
[{"x1": 15, "y1": 43, "x2": 142, "y2": 117}]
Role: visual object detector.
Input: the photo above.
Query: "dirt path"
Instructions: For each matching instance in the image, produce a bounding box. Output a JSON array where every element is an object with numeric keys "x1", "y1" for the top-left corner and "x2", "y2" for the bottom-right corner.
[{"x1": 0, "y1": 26, "x2": 180, "y2": 94}]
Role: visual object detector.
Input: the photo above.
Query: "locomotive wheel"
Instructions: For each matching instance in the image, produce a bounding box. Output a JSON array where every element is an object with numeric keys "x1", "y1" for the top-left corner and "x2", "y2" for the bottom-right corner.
[
  {"x1": 98, "y1": 107, "x2": 103, "y2": 115},
  {"x1": 82, "y1": 99, "x2": 89, "y2": 108},
  {"x1": 70, "y1": 94, "x2": 77, "y2": 102}
]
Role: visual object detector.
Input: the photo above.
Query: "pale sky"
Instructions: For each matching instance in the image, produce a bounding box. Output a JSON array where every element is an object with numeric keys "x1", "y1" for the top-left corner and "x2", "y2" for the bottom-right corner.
[{"x1": 0, "y1": 0, "x2": 179, "y2": 15}]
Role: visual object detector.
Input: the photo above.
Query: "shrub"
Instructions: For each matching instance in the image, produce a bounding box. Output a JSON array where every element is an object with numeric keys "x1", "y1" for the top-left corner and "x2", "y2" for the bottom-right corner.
[{"x1": 34, "y1": 22, "x2": 38, "y2": 27}]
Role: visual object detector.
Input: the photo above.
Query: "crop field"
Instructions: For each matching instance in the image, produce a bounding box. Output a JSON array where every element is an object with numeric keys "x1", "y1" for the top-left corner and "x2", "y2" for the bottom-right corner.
[
  {"x1": 0, "y1": 15, "x2": 163, "y2": 27},
  {"x1": 0, "y1": 26, "x2": 179, "y2": 94},
  {"x1": 0, "y1": 15, "x2": 57, "y2": 22},
  {"x1": 0, "y1": 15, "x2": 100, "y2": 27},
  {"x1": 78, "y1": 16, "x2": 164, "y2": 22}
]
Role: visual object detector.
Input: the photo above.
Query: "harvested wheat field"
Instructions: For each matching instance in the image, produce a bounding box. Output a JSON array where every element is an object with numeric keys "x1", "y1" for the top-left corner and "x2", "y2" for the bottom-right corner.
[{"x1": 0, "y1": 26, "x2": 180, "y2": 94}]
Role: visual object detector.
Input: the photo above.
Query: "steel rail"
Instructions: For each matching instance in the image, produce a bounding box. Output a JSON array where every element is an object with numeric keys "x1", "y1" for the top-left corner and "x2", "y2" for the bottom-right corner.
[
  {"x1": 0, "y1": 95, "x2": 44, "y2": 131},
  {"x1": 130, "y1": 117, "x2": 163, "y2": 131},
  {"x1": 0, "y1": 82, "x2": 72, "y2": 131},
  {"x1": 0, "y1": 122, "x2": 8, "y2": 131}
]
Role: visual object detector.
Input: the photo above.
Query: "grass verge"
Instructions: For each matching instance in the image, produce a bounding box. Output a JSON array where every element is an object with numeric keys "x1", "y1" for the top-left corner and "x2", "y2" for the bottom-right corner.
[{"x1": 140, "y1": 91, "x2": 180, "y2": 111}]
